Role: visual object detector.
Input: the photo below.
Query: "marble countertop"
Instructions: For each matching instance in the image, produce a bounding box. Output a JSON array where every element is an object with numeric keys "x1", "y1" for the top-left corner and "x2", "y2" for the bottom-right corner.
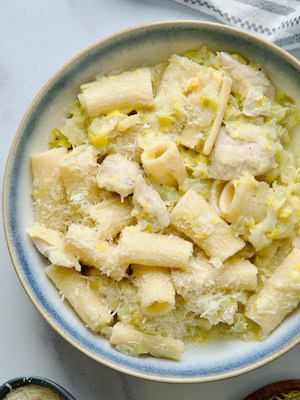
[{"x1": 0, "y1": 1, "x2": 299, "y2": 399}]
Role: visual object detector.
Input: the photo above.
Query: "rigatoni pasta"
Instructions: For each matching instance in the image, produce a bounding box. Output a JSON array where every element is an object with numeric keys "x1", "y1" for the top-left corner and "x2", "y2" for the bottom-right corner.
[
  {"x1": 31, "y1": 147, "x2": 68, "y2": 231},
  {"x1": 214, "y1": 258, "x2": 258, "y2": 291},
  {"x1": 141, "y1": 140, "x2": 187, "y2": 187},
  {"x1": 170, "y1": 189, "x2": 245, "y2": 261},
  {"x1": 79, "y1": 68, "x2": 154, "y2": 117},
  {"x1": 268, "y1": 247, "x2": 300, "y2": 293},
  {"x1": 46, "y1": 265, "x2": 113, "y2": 332},
  {"x1": 219, "y1": 175, "x2": 269, "y2": 223},
  {"x1": 84, "y1": 197, "x2": 135, "y2": 240},
  {"x1": 59, "y1": 144, "x2": 100, "y2": 204},
  {"x1": 118, "y1": 227, "x2": 192, "y2": 269},
  {"x1": 172, "y1": 255, "x2": 258, "y2": 295},
  {"x1": 245, "y1": 283, "x2": 298, "y2": 335},
  {"x1": 65, "y1": 224, "x2": 127, "y2": 281},
  {"x1": 28, "y1": 46, "x2": 300, "y2": 361},
  {"x1": 133, "y1": 266, "x2": 175, "y2": 317},
  {"x1": 110, "y1": 322, "x2": 184, "y2": 360},
  {"x1": 245, "y1": 248, "x2": 300, "y2": 335},
  {"x1": 209, "y1": 180, "x2": 227, "y2": 216},
  {"x1": 27, "y1": 223, "x2": 80, "y2": 271}
]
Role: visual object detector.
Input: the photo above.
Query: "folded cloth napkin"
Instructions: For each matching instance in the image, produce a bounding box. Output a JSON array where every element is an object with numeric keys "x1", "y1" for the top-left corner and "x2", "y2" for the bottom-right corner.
[{"x1": 174, "y1": 0, "x2": 300, "y2": 50}]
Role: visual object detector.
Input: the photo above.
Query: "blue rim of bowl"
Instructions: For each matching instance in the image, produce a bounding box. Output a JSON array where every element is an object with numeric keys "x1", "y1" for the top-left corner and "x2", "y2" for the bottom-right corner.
[
  {"x1": 0, "y1": 376, "x2": 76, "y2": 399},
  {"x1": 2, "y1": 21, "x2": 300, "y2": 383}
]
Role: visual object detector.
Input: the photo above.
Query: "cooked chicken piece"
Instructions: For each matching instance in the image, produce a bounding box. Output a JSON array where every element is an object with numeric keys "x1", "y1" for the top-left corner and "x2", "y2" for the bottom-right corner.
[
  {"x1": 97, "y1": 154, "x2": 141, "y2": 197},
  {"x1": 221, "y1": 52, "x2": 274, "y2": 117},
  {"x1": 209, "y1": 124, "x2": 276, "y2": 180},
  {"x1": 133, "y1": 175, "x2": 170, "y2": 230}
]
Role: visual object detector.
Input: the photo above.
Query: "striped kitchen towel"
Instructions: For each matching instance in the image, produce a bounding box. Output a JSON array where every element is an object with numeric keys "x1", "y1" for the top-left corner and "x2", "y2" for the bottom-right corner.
[{"x1": 174, "y1": 0, "x2": 300, "y2": 50}]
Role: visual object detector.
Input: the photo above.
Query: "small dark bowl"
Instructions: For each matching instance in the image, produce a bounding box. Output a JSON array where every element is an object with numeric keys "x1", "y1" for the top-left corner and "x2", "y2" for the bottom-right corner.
[
  {"x1": 244, "y1": 380, "x2": 300, "y2": 400},
  {"x1": 0, "y1": 376, "x2": 76, "y2": 400}
]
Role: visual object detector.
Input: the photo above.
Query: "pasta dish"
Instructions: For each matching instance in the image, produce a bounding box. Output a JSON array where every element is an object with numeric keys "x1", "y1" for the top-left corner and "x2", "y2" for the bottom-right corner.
[{"x1": 27, "y1": 47, "x2": 300, "y2": 360}]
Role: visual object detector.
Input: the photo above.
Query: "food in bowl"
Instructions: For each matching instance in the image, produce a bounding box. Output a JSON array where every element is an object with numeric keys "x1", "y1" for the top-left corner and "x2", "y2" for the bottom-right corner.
[
  {"x1": 27, "y1": 46, "x2": 300, "y2": 360},
  {"x1": 3, "y1": 385, "x2": 62, "y2": 400},
  {"x1": 0, "y1": 377, "x2": 75, "y2": 400}
]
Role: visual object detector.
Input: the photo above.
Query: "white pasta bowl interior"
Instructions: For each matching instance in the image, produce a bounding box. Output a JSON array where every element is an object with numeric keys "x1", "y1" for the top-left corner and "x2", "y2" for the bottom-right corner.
[{"x1": 3, "y1": 21, "x2": 300, "y2": 382}]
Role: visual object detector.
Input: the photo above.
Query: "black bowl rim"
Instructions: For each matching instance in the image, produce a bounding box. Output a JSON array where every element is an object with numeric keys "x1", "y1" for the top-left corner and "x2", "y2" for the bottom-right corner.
[{"x1": 0, "y1": 376, "x2": 76, "y2": 399}]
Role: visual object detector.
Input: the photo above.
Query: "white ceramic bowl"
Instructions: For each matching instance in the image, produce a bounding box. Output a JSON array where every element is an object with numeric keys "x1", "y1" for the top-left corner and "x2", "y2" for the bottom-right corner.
[{"x1": 3, "y1": 21, "x2": 300, "y2": 383}]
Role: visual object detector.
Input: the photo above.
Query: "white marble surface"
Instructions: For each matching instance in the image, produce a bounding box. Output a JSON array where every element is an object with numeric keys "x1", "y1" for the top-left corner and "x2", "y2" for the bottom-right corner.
[{"x1": 0, "y1": 1, "x2": 299, "y2": 399}]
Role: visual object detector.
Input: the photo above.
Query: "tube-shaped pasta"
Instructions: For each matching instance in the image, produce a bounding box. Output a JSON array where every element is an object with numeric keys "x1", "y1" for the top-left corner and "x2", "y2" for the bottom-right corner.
[
  {"x1": 65, "y1": 224, "x2": 127, "y2": 280},
  {"x1": 46, "y1": 265, "x2": 113, "y2": 332},
  {"x1": 245, "y1": 248, "x2": 300, "y2": 334},
  {"x1": 245, "y1": 283, "x2": 298, "y2": 335},
  {"x1": 170, "y1": 189, "x2": 245, "y2": 261},
  {"x1": 59, "y1": 144, "x2": 100, "y2": 204},
  {"x1": 85, "y1": 197, "x2": 135, "y2": 240},
  {"x1": 172, "y1": 255, "x2": 257, "y2": 294},
  {"x1": 141, "y1": 140, "x2": 187, "y2": 187},
  {"x1": 27, "y1": 222, "x2": 80, "y2": 271},
  {"x1": 235, "y1": 242, "x2": 256, "y2": 259},
  {"x1": 268, "y1": 247, "x2": 300, "y2": 293},
  {"x1": 31, "y1": 147, "x2": 67, "y2": 231},
  {"x1": 79, "y1": 68, "x2": 153, "y2": 117},
  {"x1": 210, "y1": 180, "x2": 227, "y2": 216},
  {"x1": 118, "y1": 227, "x2": 193, "y2": 269},
  {"x1": 215, "y1": 258, "x2": 258, "y2": 291},
  {"x1": 133, "y1": 266, "x2": 175, "y2": 316},
  {"x1": 203, "y1": 76, "x2": 232, "y2": 155},
  {"x1": 110, "y1": 322, "x2": 184, "y2": 360},
  {"x1": 219, "y1": 175, "x2": 269, "y2": 223}
]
